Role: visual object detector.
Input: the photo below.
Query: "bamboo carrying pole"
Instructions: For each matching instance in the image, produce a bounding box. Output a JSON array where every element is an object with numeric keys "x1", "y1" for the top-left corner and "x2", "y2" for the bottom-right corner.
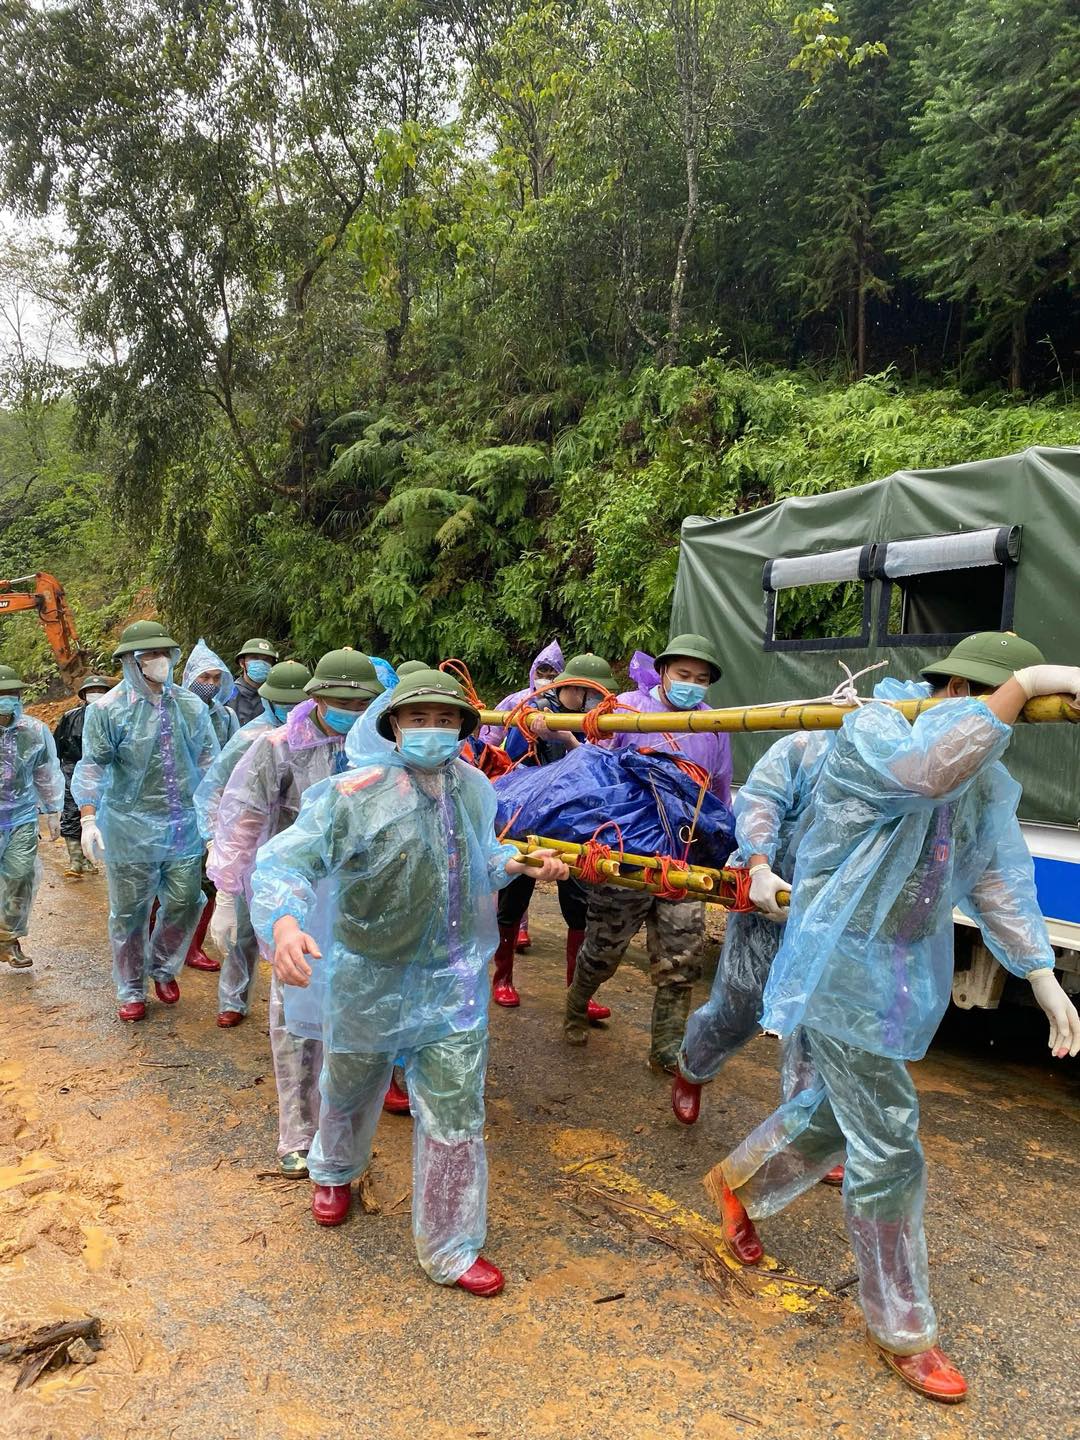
[
  {"x1": 480, "y1": 694, "x2": 1076, "y2": 736},
  {"x1": 508, "y1": 837, "x2": 792, "y2": 910}
]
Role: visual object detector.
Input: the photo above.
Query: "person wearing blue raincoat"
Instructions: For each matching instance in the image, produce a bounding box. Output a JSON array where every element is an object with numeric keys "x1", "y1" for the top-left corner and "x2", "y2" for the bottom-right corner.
[
  {"x1": 72, "y1": 621, "x2": 219, "y2": 1021},
  {"x1": 182, "y1": 638, "x2": 240, "y2": 749},
  {"x1": 706, "y1": 634, "x2": 1080, "y2": 1404},
  {"x1": 208, "y1": 649, "x2": 383, "y2": 1174},
  {"x1": 193, "y1": 660, "x2": 312, "y2": 1027},
  {"x1": 672, "y1": 728, "x2": 833, "y2": 1125},
  {"x1": 175, "y1": 639, "x2": 242, "y2": 971},
  {"x1": 250, "y1": 669, "x2": 568, "y2": 1296},
  {"x1": 0, "y1": 665, "x2": 64, "y2": 968}
]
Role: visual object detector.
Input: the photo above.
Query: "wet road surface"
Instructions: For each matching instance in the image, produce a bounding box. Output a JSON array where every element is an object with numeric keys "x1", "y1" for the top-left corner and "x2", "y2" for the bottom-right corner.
[{"x1": 1, "y1": 847, "x2": 1077, "y2": 1439}]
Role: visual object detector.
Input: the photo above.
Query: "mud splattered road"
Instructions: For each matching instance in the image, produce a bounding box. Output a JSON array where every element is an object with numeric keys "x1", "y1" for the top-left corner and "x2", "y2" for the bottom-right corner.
[{"x1": 2, "y1": 846, "x2": 1077, "y2": 1440}]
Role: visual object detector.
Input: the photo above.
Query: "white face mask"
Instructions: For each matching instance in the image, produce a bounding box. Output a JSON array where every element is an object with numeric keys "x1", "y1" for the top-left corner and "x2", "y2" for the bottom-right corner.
[{"x1": 139, "y1": 655, "x2": 172, "y2": 684}]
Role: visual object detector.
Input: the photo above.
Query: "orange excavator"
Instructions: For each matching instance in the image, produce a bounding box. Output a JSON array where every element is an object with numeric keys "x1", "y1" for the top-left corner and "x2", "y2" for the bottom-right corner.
[{"x1": 0, "y1": 572, "x2": 88, "y2": 690}]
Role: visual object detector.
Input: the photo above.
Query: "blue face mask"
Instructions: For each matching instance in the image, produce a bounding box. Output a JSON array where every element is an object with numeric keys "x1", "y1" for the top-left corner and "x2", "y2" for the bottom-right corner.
[
  {"x1": 665, "y1": 680, "x2": 708, "y2": 711},
  {"x1": 271, "y1": 703, "x2": 293, "y2": 723},
  {"x1": 322, "y1": 705, "x2": 361, "y2": 735},
  {"x1": 399, "y1": 727, "x2": 463, "y2": 769},
  {"x1": 245, "y1": 659, "x2": 272, "y2": 683},
  {"x1": 0, "y1": 697, "x2": 22, "y2": 719}
]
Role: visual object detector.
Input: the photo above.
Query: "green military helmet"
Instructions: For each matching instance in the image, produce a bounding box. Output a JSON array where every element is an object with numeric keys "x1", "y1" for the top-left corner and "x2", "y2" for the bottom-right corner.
[
  {"x1": 551, "y1": 653, "x2": 616, "y2": 691},
  {"x1": 0, "y1": 664, "x2": 24, "y2": 693},
  {"x1": 258, "y1": 660, "x2": 313, "y2": 705},
  {"x1": 305, "y1": 647, "x2": 384, "y2": 701},
  {"x1": 77, "y1": 674, "x2": 113, "y2": 697},
  {"x1": 396, "y1": 660, "x2": 431, "y2": 678},
  {"x1": 236, "y1": 636, "x2": 279, "y2": 663},
  {"x1": 655, "y1": 633, "x2": 723, "y2": 684},
  {"x1": 921, "y1": 631, "x2": 1045, "y2": 690},
  {"x1": 376, "y1": 668, "x2": 480, "y2": 740},
  {"x1": 112, "y1": 619, "x2": 180, "y2": 659}
]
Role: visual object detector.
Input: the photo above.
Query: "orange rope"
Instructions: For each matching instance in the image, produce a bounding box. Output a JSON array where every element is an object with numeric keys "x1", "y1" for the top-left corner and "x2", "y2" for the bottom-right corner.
[
  {"x1": 577, "y1": 821, "x2": 625, "y2": 886},
  {"x1": 438, "y1": 658, "x2": 485, "y2": 710},
  {"x1": 640, "y1": 854, "x2": 688, "y2": 901},
  {"x1": 582, "y1": 691, "x2": 621, "y2": 744}
]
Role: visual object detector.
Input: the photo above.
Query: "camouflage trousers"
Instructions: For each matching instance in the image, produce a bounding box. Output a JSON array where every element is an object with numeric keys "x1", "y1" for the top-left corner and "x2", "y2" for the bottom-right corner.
[{"x1": 575, "y1": 887, "x2": 704, "y2": 1067}]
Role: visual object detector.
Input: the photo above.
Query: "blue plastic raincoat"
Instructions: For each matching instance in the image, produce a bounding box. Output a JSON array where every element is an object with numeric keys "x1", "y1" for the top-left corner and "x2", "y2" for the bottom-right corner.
[
  {"x1": 250, "y1": 696, "x2": 518, "y2": 1055},
  {"x1": 182, "y1": 639, "x2": 240, "y2": 749},
  {"x1": 761, "y1": 680, "x2": 1054, "y2": 1062},
  {"x1": 0, "y1": 711, "x2": 64, "y2": 945},
  {"x1": 250, "y1": 695, "x2": 518, "y2": 1284},
  {"x1": 0, "y1": 711, "x2": 64, "y2": 830},
  {"x1": 680, "y1": 729, "x2": 832, "y2": 1084},
  {"x1": 72, "y1": 652, "x2": 220, "y2": 864},
  {"x1": 194, "y1": 706, "x2": 278, "y2": 841}
]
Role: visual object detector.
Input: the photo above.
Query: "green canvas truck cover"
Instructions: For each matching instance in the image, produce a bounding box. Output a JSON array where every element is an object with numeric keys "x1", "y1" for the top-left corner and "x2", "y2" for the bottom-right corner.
[{"x1": 670, "y1": 445, "x2": 1080, "y2": 826}]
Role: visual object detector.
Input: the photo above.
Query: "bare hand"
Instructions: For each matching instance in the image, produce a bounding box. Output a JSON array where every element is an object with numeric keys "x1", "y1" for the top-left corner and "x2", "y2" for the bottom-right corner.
[
  {"x1": 272, "y1": 916, "x2": 321, "y2": 988},
  {"x1": 508, "y1": 847, "x2": 570, "y2": 884}
]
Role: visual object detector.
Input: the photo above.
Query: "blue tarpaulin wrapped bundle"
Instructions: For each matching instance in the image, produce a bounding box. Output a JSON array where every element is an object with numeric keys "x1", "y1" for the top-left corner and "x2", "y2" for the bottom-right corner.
[{"x1": 493, "y1": 745, "x2": 736, "y2": 869}]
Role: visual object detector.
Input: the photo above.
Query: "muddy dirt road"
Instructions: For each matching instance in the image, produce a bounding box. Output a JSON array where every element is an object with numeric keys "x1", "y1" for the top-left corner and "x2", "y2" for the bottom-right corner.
[{"x1": 2, "y1": 847, "x2": 1078, "y2": 1440}]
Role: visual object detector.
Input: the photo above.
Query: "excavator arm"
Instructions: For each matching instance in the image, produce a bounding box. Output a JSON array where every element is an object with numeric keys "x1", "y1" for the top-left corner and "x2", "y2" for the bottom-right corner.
[{"x1": 0, "y1": 573, "x2": 88, "y2": 691}]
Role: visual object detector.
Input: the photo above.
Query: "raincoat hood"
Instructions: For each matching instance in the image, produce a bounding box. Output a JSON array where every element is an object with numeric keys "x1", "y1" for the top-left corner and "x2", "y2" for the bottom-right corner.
[
  {"x1": 120, "y1": 648, "x2": 181, "y2": 702},
  {"x1": 628, "y1": 651, "x2": 660, "y2": 695},
  {"x1": 529, "y1": 640, "x2": 564, "y2": 690},
  {"x1": 182, "y1": 639, "x2": 234, "y2": 705},
  {"x1": 285, "y1": 697, "x2": 346, "y2": 753}
]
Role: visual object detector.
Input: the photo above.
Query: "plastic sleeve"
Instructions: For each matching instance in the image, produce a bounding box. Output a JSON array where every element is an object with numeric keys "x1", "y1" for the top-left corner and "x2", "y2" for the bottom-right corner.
[
  {"x1": 205, "y1": 736, "x2": 279, "y2": 893},
  {"x1": 962, "y1": 820, "x2": 1055, "y2": 978},
  {"x1": 734, "y1": 734, "x2": 806, "y2": 863},
  {"x1": 842, "y1": 700, "x2": 1012, "y2": 807},
  {"x1": 32, "y1": 727, "x2": 65, "y2": 813}
]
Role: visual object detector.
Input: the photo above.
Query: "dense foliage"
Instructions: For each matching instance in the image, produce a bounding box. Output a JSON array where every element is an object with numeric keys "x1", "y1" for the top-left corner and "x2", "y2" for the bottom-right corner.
[{"x1": 0, "y1": 0, "x2": 1076, "y2": 691}]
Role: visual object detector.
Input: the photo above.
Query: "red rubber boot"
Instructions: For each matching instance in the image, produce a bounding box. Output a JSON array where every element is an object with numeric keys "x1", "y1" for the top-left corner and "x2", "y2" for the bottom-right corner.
[
  {"x1": 671, "y1": 1072, "x2": 702, "y2": 1125},
  {"x1": 312, "y1": 1184, "x2": 352, "y2": 1226},
  {"x1": 184, "y1": 895, "x2": 220, "y2": 971},
  {"x1": 876, "y1": 1344, "x2": 968, "y2": 1403},
  {"x1": 492, "y1": 925, "x2": 520, "y2": 1007},
  {"x1": 118, "y1": 1000, "x2": 147, "y2": 1022},
  {"x1": 821, "y1": 1163, "x2": 845, "y2": 1187},
  {"x1": 455, "y1": 1256, "x2": 505, "y2": 1296},
  {"x1": 566, "y1": 928, "x2": 610, "y2": 1022},
  {"x1": 704, "y1": 1169, "x2": 764, "y2": 1265},
  {"x1": 515, "y1": 915, "x2": 532, "y2": 952},
  {"x1": 383, "y1": 1074, "x2": 411, "y2": 1114}
]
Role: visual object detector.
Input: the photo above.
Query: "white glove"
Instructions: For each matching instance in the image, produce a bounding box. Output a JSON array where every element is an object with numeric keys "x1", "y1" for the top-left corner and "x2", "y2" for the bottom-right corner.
[
  {"x1": 749, "y1": 863, "x2": 789, "y2": 922},
  {"x1": 210, "y1": 891, "x2": 239, "y2": 951},
  {"x1": 1012, "y1": 665, "x2": 1080, "y2": 703},
  {"x1": 80, "y1": 817, "x2": 105, "y2": 864},
  {"x1": 1028, "y1": 969, "x2": 1080, "y2": 1058},
  {"x1": 41, "y1": 812, "x2": 62, "y2": 841}
]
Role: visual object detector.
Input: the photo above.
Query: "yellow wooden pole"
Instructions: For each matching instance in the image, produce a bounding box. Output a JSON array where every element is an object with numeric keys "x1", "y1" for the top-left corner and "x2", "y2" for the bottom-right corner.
[
  {"x1": 480, "y1": 694, "x2": 1075, "y2": 736},
  {"x1": 508, "y1": 836, "x2": 793, "y2": 909}
]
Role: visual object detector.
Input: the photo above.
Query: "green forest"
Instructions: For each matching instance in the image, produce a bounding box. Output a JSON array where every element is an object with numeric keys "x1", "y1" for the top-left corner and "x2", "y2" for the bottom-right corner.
[{"x1": 0, "y1": 0, "x2": 1077, "y2": 694}]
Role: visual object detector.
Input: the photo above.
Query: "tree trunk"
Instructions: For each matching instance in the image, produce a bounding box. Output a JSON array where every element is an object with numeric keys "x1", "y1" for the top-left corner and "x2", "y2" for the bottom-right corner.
[
  {"x1": 1009, "y1": 312, "x2": 1024, "y2": 392},
  {"x1": 855, "y1": 259, "x2": 867, "y2": 381},
  {"x1": 663, "y1": 144, "x2": 699, "y2": 367}
]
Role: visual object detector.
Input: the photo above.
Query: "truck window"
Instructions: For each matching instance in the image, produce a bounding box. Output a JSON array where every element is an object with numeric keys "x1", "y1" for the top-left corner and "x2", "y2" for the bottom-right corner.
[
  {"x1": 763, "y1": 544, "x2": 874, "y2": 652},
  {"x1": 876, "y1": 526, "x2": 1020, "y2": 644}
]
